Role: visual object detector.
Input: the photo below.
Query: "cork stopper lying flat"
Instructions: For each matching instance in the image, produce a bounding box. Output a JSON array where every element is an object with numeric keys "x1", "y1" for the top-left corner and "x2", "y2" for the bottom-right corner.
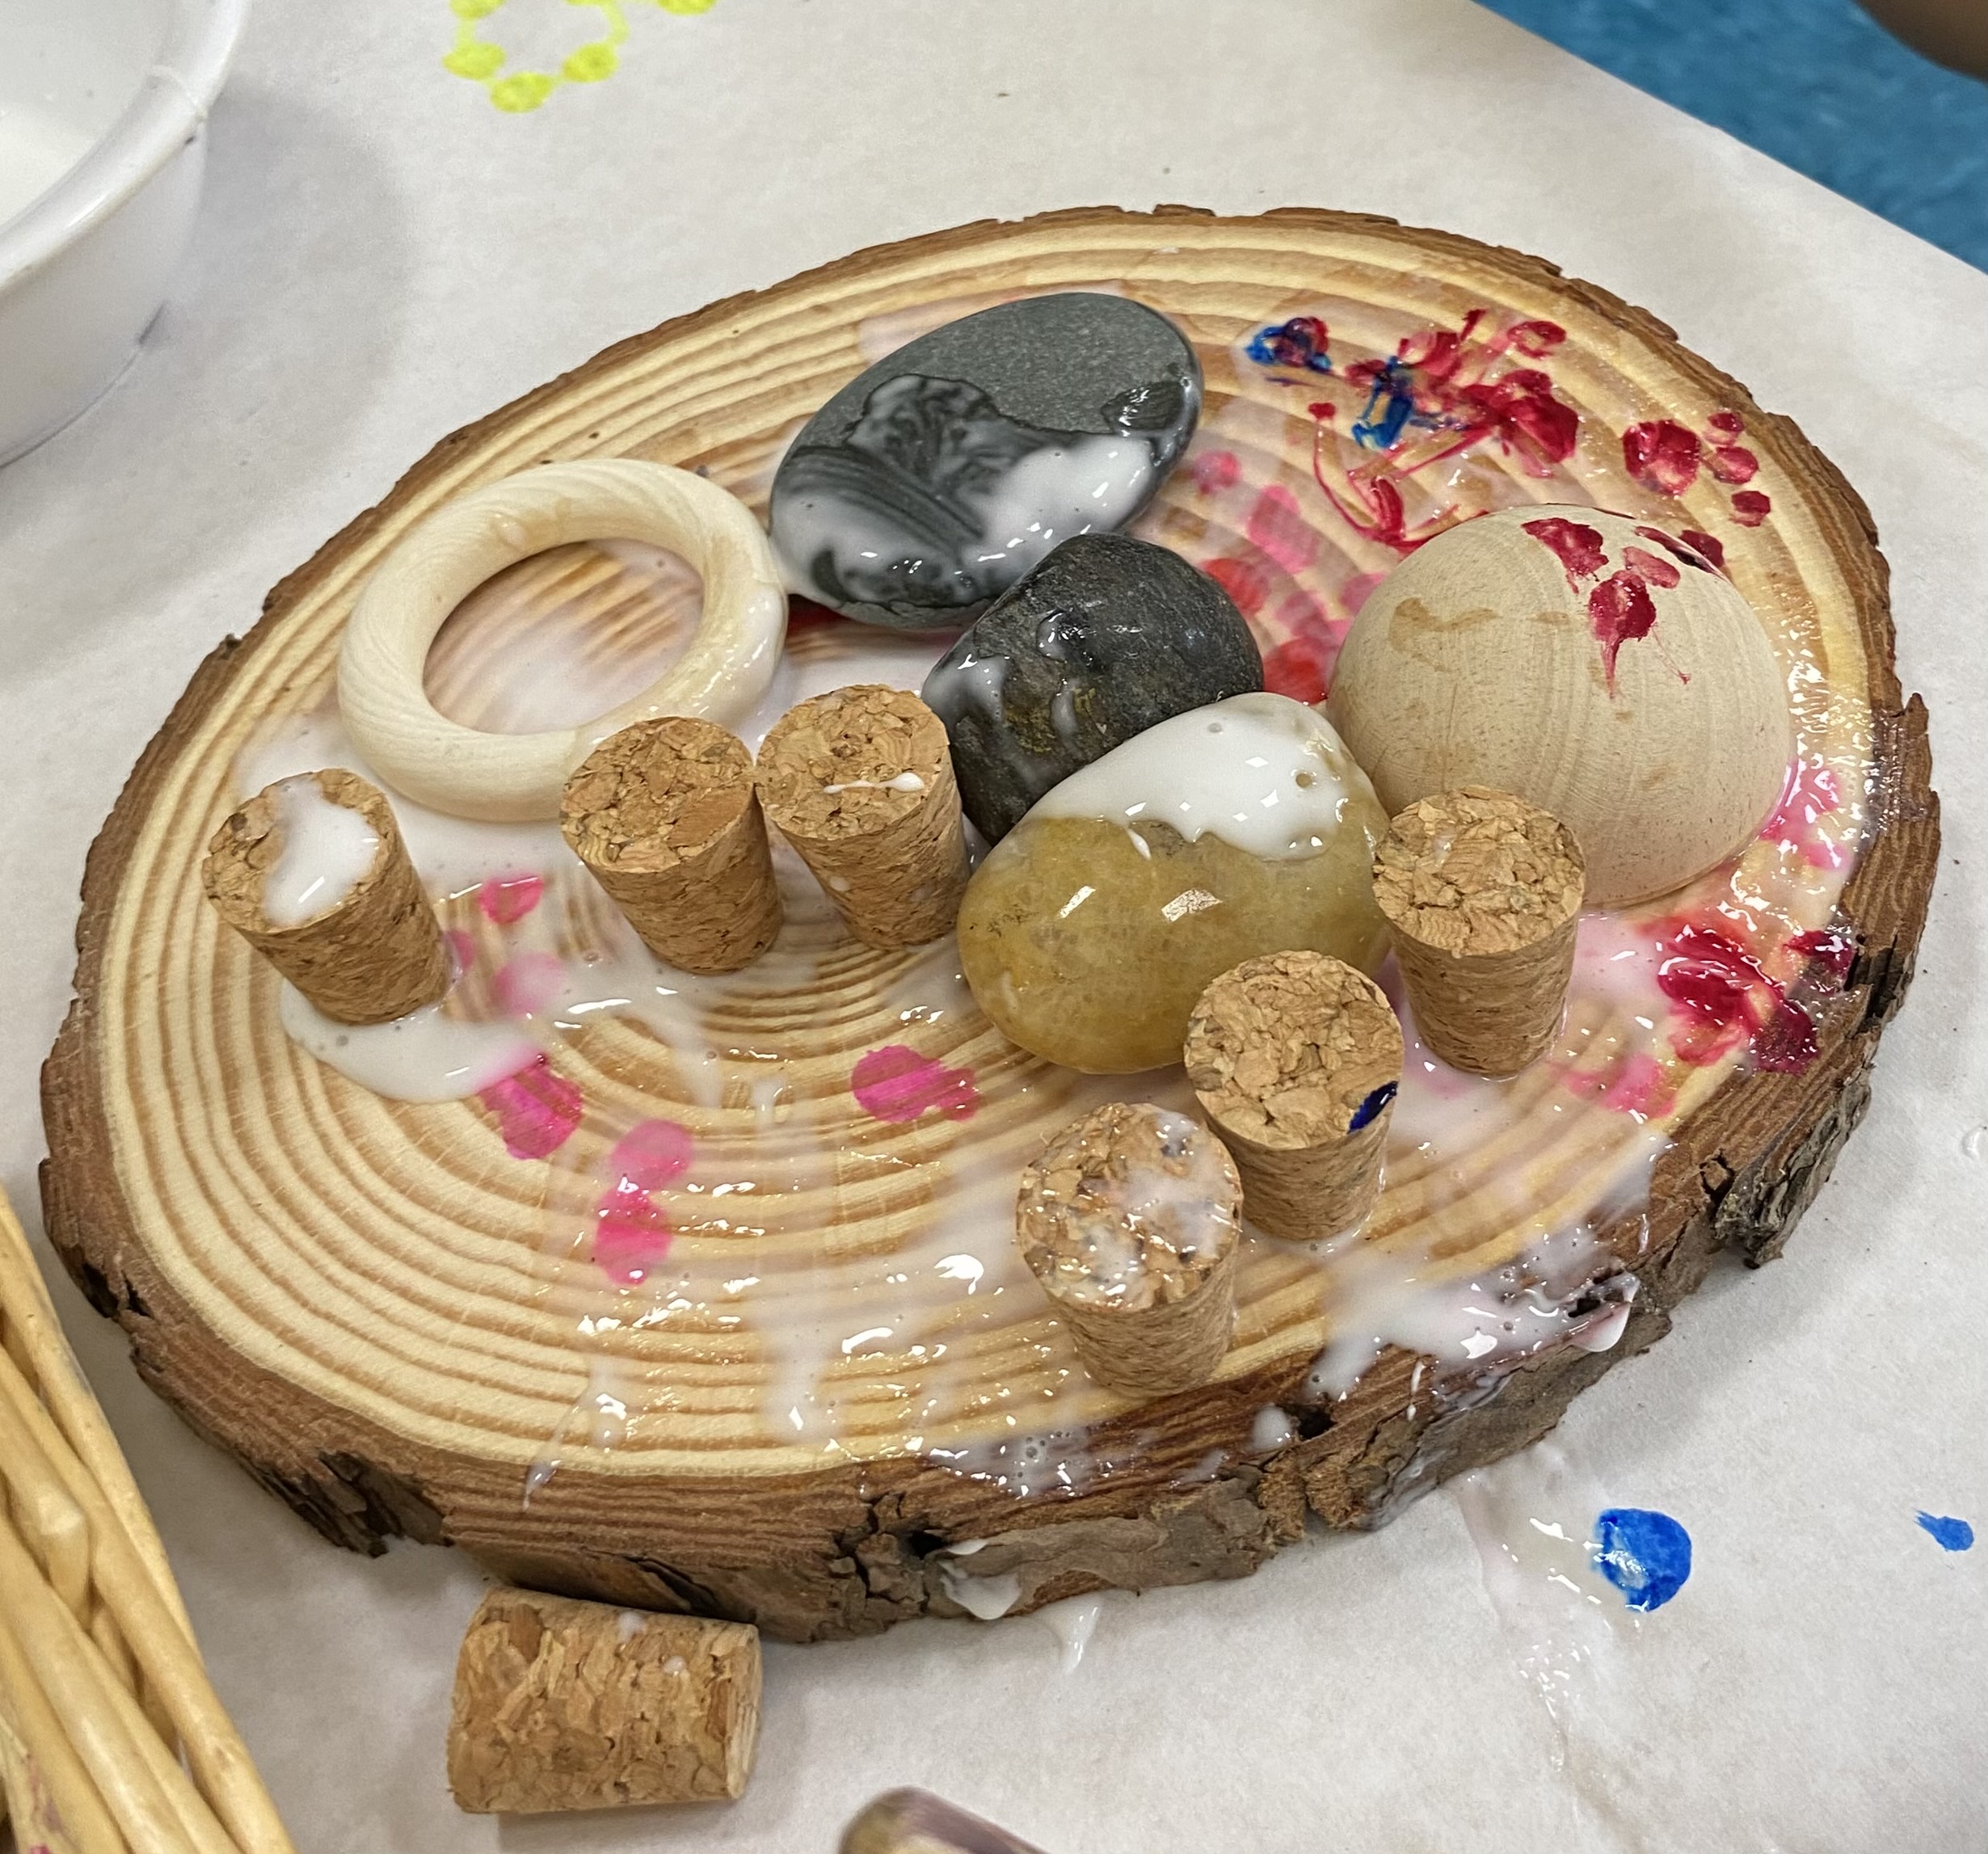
[
  {"x1": 1184, "y1": 951, "x2": 1403, "y2": 1242},
  {"x1": 201, "y1": 768, "x2": 449, "y2": 1026},
  {"x1": 756, "y1": 685, "x2": 967, "y2": 950},
  {"x1": 562, "y1": 716, "x2": 781, "y2": 975},
  {"x1": 1373, "y1": 785, "x2": 1585, "y2": 1077},
  {"x1": 1016, "y1": 1101, "x2": 1241, "y2": 1396},
  {"x1": 447, "y1": 1587, "x2": 761, "y2": 1813}
]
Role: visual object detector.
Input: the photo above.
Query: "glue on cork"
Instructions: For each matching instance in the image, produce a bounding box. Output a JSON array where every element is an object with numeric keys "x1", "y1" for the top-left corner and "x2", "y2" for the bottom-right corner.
[
  {"x1": 562, "y1": 716, "x2": 781, "y2": 975},
  {"x1": 201, "y1": 768, "x2": 449, "y2": 1026},
  {"x1": 755, "y1": 685, "x2": 967, "y2": 950},
  {"x1": 1184, "y1": 950, "x2": 1404, "y2": 1241},
  {"x1": 1015, "y1": 1101, "x2": 1242, "y2": 1397},
  {"x1": 1371, "y1": 785, "x2": 1586, "y2": 1077}
]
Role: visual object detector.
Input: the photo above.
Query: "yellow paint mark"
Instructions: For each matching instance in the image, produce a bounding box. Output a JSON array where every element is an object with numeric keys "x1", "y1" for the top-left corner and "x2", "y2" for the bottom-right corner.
[{"x1": 442, "y1": 0, "x2": 714, "y2": 112}]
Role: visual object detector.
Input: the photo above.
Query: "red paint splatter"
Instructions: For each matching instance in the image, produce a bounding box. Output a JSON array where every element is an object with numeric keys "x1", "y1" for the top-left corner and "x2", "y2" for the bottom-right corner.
[
  {"x1": 494, "y1": 950, "x2": 565, "y2": 1017},
  {"x1": 478, "y1": 1056, "x2": 583, "y2": 1159},
  {"x1": 1261, "y1": 591, "x2": 1350, "y2": 703},
  {"x1": 610, "y1": 1119, "x2": 695, "y2": 1190},
  {"x1": 1731, "y1": 490, "x2": 1771, "y2": 527},
  {"x1": 1710, "y1": 445, "x2": 1758, "y2": 485},
  {"x1": 478, "y1": 874, "x2": 544, "y2": 925},
  {"x1": 1763, "y1": 762, "x2": 1845, "y2": 870},
  {"x1": 1190, "y1": 449, "x2": 1241, "y2": 495},
  {"x1": 1203, "y1": 556, "x2": 1270, "y2": 617},
  {"x1": 1680, "y1": 528, "x2": 1726, "y2": 571},
  {"x1": 1655, "y1": 922, "x2": 1817, "y2": 1075},
  {"x1": 1621, "y1": 545, "x2": 1682, "y2": 589},
  {"x1": 1789, "y1": 927, "x2": 1857, "y2": 980},
  {"x1": 1588, "y1": 571, "x2": 1659, "y2": 691},
  {"x1": 1635, "y1": 525, "x2": 1718, "y2": 574},
  {"x1": 1623, "y1": 419, "x2": 1702, "y2": 497},
  {"x1": 1455, "y1": 369, "x2": 1579, "y2": 474},
  {"x1": 1523, "y1": 516, "x2": 1608, "y2": 589},
  {"x1": 1706, "y1": 411, "x2": 1746, "y2": 439},
  {"x1": 1245, "y1": 483, "x2": 1319, "y2": 573},
  {"x1": 852, "y1": 1046, "x2": 978, "y2": 1123}
]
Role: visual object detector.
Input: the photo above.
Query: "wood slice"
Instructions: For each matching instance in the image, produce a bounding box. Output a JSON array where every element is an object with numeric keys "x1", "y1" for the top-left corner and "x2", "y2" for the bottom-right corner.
[{"x1": 40, "y1": 207, "x2": 1936, "y2": 1643}]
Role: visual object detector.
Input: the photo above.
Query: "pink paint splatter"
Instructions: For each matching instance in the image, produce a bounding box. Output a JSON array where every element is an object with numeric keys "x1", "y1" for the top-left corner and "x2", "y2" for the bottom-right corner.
[
  {"x1": 1763, "y1": 761, "x2": 1845, "y2": 870},
  {"x1": 1654, "y1": 921, "x2": 1817, "y2": 1075},
  {"x1": 592, "y1": 1183, "x2": 672, "y2": 1286},
  {"x1": 1623, "y1": 419, "x2": 1702, "y2": 497},
  {"x1": 610, "y1": 1119, "x2": 695, "y2": 1190},
  {"x1": 1601, "y1": 1051, "x2": 1672, "y2": 1118},
  {"x1": 478, "y1": 1056, "x2": 583, "y2": 1159},
  {"x1": 478, "y1": 874, "x2": 544, "y2": 925},
  {"x1": 1523, "y1": 516, "x2": 1607, "y2": 589},
  {"x1": 1203, "y1": 555, "x2": 1270, "y2": 617},
  {"x1": 1710, "y1": 445, "x2": 1758, "y2": 485},
  {"x1": 1339, "y1": 570, "x2": 1388, "y2": 617},
  {"x1": 1261, "y1": 591, "x2": 1350, "y2": 704},
  {"x1": 494, "y1": 950, "x2": 566, "y2": 1018},
  {"x1": 852, "y1": 1046, "x2": 978, "y2": 1123},
  {"x1": 1731, "y1": 490, "x2": 1771, "y2": 528},
  {"x1": 444, "y1": 928, "x2": 477, "y2": 976},
  {"x1": 1245, "y1": 483, "x2": 1319, "y2": 574},
  {"x1": 586, "y1": 1119, "x2": 693, "y2": 1285},
  {"x1": 1190, "y1": 449, "x2": 1241, "y2": 495}
]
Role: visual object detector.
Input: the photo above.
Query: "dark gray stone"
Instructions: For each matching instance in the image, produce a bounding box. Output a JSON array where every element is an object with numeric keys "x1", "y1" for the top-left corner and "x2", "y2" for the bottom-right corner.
[
  {"x1": 923, "y1": 533, "x2": 1264, "y2": 845},
  {"x1": 769, "y1": 293, "x2": 1201, "y2": 630}
]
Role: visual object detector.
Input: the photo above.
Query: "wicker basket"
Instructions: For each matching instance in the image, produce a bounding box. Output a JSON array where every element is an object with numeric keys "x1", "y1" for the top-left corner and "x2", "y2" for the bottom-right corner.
[{"x1": 0, "y1": 1187, "x2": 293, "y2": 1854}]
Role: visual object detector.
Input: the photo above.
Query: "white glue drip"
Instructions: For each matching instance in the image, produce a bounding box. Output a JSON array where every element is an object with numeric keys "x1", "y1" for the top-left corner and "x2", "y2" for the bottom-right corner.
[
  {"x1": 1028, "y1": 693, "x2": 1375, "y2": 859},
  {"x1": 1963, "y1": 1126, "x2": 1987, "y2": 1161},
  {"x1": 276, "y1": 986, "x2": 537, "y2": 1103},
  {"x1": 823, "y1": 772, "x2": 927, "y2": 794},
  {"x1": 261, "y1": 777, "x2": 381, "y2": 928},
  {"x1": 1034, "y1": 1594, "x2": 1104, "y2": 1672},
  {"x1": 1251, "y1": 1406, "x2": 1295, "y2": 1450},
  {"x1": 939, "y1": 1562, "x2": 1023, "y2": 1621}
]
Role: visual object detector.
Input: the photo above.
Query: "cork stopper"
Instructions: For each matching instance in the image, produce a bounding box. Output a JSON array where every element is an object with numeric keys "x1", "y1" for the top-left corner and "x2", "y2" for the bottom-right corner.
[
  {"x1": 1015, "y1": 1102, "x2": 1241, "y2": 1397},
  {"x1": 1372, "y1": 785, "x2": 1585, "y2": 1077},
  {"x1": 1183, "y1": 951, "x2": 1403, "y2": 1242},
  {"x1": 562, "y1": 717, "x2": 781, "y2": 975},
  {"x1": 447, "y1": 1587, "x2": 761, "y2": 1812},
  {"x1": 755, "y1": 685, "x2": 968, "y2": 950},
  {"x1": 200, "y1": 768, "x2": 449, "y2": 1026}
]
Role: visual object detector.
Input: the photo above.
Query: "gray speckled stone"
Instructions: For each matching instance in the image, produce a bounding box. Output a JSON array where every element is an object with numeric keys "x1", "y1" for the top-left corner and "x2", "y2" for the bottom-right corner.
[
  {"x1": 923, "y1": 533, "x2": 1264, "y2": 845},
  {"x1": 769, "y1": 293, "x2": 1201, "y2": 630}
]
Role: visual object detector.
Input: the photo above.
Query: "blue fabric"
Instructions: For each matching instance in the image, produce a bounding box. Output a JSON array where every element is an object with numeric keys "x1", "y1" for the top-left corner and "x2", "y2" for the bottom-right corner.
[{"x1": 1476, "y1": 0, "x2": 1988, "y2": 271}]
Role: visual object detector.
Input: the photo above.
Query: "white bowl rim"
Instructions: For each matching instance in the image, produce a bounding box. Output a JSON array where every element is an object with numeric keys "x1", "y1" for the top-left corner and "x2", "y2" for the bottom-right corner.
[{"x1": 0, "y1": 0, "x2": 251, "y2": 293}]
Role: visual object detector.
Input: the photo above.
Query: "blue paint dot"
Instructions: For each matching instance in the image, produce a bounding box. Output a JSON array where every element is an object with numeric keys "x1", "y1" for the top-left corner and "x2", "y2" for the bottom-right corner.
[
  {"x1": 1916, "y1": 1511, "x2": 1975, "y2": 1552},
  {"x1": 1348, "y1": 1081, "x2": 1396, "y2": 1132},
  {"x1": 1594, "y1": 1507, "x2": 1692, "y2": 1611}
]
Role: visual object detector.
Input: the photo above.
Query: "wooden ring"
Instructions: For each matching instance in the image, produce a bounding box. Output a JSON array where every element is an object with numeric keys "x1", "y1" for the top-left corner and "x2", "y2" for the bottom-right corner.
[{"x1": 337, "y1": 458, "x2": 788, "y2": 821}]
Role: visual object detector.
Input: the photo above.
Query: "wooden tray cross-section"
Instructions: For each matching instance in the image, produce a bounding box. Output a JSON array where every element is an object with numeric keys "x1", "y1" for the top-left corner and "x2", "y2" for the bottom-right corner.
[{"x1": 41, "y1": 208, "x2": 1936, "y2": 1642}]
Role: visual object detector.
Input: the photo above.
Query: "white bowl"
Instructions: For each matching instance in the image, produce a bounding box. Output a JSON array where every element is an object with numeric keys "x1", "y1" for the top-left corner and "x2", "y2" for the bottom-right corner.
[{"x1": 0, "y1": 0, "x2": 248, "y2": 466}]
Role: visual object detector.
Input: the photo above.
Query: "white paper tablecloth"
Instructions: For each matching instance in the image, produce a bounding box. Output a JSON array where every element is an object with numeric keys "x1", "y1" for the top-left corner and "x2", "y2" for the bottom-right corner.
[{"x1": 2, "y1": 2, "x2": 1984, "y2": 1848}]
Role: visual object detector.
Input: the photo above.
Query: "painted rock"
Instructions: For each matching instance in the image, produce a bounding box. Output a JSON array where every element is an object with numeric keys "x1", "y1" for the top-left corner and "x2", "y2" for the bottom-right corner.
[
  {"x1": 957, "y1": 693, "x2": 1390, "y2": 1073},
  {"x1": 769, "y1": 293, "x2": 1201, "y2": 630},
  {"x1": 1325, "y1": 506, "x2": 1792, "y2": 908},
  {"x1": 922, "y1": 533, "x2": 1264, "y2": 845}
]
